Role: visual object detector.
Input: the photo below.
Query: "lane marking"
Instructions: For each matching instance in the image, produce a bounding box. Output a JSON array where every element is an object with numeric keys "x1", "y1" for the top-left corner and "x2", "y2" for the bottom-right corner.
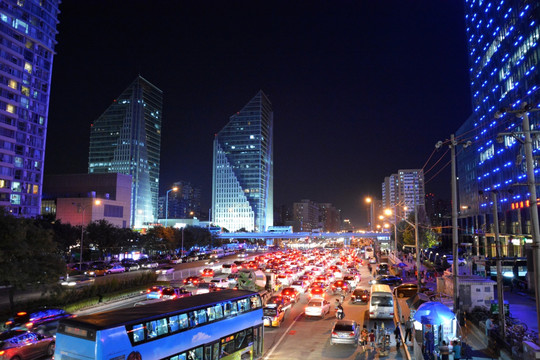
[{"x1": 263, "y1": 311, "x2": 303, "y2": 359}]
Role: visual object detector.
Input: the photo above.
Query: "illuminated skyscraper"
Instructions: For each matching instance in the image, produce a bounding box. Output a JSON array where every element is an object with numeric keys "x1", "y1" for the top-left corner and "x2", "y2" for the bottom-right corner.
[
  {"x1": 88, "y1": 76, "x2": 163, "y2": 229},
  {"x1": 456, "y1": 0, "x2": 540, "y2": 255},
  {"x1": 212, "y1": 91, "x2": 273, "y2": 232},
  {"x1": 0, "y1": 0, "x2": 61, "y2": 217}
]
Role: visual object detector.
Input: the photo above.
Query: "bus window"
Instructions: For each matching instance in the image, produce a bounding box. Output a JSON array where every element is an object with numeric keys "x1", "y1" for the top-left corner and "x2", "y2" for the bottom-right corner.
[
  {"x1": 132, "y1": 324, "x2": 145, "y2": 343},
  {"x1": 250, "y1": 295, "x2": 262, "y2": 309},
  {"x1": 207, "y1": 304, "x2": 223, "y2": 321},
  {"x1": 237, "y1": 298, "x2": 250, "y2": 313},
  {"x1": 194, "y1": 309, "x2": 207, "y2": 324},
  {"x1": 169, "y1": 315, "x2": 180, "y2": 332},
  {"x1": 171, "y1": 355, "x2": 186, "y2": 360},
  {"x1": 223, "y1": 301, "x2": 238, "y2": 317},
  {"x1": 187, "y1": 347, "x2": 204, "y2": 360}
]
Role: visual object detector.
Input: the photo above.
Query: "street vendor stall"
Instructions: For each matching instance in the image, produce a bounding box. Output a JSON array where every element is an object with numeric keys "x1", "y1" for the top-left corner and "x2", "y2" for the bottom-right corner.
[{"x1": 413, "y1": 302, "x2": 457, "y2": 360}]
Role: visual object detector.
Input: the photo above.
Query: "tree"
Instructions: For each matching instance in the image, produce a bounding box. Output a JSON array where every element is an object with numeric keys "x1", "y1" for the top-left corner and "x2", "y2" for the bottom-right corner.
[{"x1": 0, "y1": 209, "x2": 65, "y2": 313}]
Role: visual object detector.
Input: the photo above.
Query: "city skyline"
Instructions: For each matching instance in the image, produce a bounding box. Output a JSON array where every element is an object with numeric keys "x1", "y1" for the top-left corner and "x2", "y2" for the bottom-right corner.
[{"x1": 44, "y1": 1, "x2": 472, "y2": 226}]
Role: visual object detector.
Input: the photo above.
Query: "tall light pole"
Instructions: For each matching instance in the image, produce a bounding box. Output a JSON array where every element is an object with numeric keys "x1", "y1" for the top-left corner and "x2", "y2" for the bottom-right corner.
[
  {"x1": 73, "y1": 199, "x2": 101, "y2": 272},
  {"x1": 496, "y1": 103, "x2": 540, "y2": 342},
  {"x1": 436, "y1": 135, "x2": 471, "y2": 315},
  {"x1": 384, "y1": 208, "x2": 398, "y2": 253},
  {"x1": 365, "y1": 197, "x2": 374, "y2": 231},
  {"x1": 165, "y1": 186, "x2": 178, "y2": 227},
  {"x1": 489, "y1": 190, "x2": 506, "y2": 337}
]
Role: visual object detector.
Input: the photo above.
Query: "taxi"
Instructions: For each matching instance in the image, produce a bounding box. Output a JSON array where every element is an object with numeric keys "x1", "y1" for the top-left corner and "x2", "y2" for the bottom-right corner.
[{"x1": 263, "y1": 304, "x2": 286, "y2": 327}]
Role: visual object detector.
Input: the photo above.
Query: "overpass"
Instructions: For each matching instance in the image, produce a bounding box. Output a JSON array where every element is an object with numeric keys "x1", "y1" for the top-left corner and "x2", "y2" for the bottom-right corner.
[{"x1": 216, "y1": 231, "x2": 390, "y2": 241}]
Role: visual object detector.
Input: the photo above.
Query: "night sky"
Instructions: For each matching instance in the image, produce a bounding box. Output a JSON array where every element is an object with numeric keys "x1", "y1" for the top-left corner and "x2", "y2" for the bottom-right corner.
[{"x1": 45, "y1": 1, "x2": 472, "y2": 226}]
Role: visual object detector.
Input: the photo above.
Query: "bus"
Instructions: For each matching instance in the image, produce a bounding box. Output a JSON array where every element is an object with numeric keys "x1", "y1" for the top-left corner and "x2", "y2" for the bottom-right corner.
[
  {"x1": 369, "y1": 284, "x2": 394, "y2": 319},
  {"x1": 54, "y1": 289, "x2": 264, "y2": 360}
]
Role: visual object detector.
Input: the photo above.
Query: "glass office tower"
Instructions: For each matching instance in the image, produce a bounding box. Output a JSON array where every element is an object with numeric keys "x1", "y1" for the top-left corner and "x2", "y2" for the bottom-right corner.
[
  {"x1": 457, "y1": 0, "x2": 540, "y2": 255},
  {"x1": 0, "y1": 0, "x2": 60, "y2": 217},
  {"x1": 212, "y1": 91, "x2": 274, "y2": 232},
  {"x1": 88, "y1": 76, "x2": 163, "y2": 229}
]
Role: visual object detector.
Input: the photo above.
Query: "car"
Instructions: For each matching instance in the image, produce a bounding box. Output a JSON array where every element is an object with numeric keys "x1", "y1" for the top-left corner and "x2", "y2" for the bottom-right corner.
[
  {"x1": 161, "y1": 287, "x2": 192, "y2": 299},
  {"x1": 393, "y1": 283, "x2": 429, "y2": 298},
  {"x1": 280, "y1": 287, "x2": 300, "y2": 303},
  {"x1": 169, "y1": 256, "x2": 183, "y2": 264},
  {"x1": 267, "y1": 295, "x2": 292, "y2": 310},
  {"x1": 221, "y1": 263, "x2": 238, "y2": 274},
  {"x1": 88, "y1": 266, "x2": 108, "y2": 276},
  {"x1": 227, "y1": 273, "x2": 239, "y2": 286},
  {"x1": 146, "y1": 285, "x2": 165, "y2": 299},
  {"x1": 210, "y1": 278, "x2": 230, "y2": 289},
  {"x1": 0, "y1": 330, "x2": 55, "y2": 359},
  {"x1": 369, "y1": 275, "x2": 403, "y2": 286},
  {"x1": 304, "y1": 299, "x2": 331, "y2": 318},
  {"x1": 60, "y1": 275, "x2": 95, "y2": 287},
  {"x1": 342, "y1": 275, "x2": 358, "y2": 289},
  {"x1": 201, "y1": 268, "x2": 214, "y2": 277},
  {"x1": 330, "y1": 280, "x2": 349, "y2": 295},
  {"x1": 276, "y1": 274, "x2": 292, "y2": 286},
  {"x1": 189, "y1": 282, "x2": 217, "y2": 295},
  {"x1": 5, "y1": 308, "x2": 72, "y2": 332},
  {"x1": 263, "y1": 304, "x2": 286, "y2": 327},
  {"x1": 330, "y1": 320, "x2": 360, "y2": 346},
  {"x1": 350, "y1": 288, "x2": 370, "y2": 304},
  {"x1": 183, "y1": 276, "x2": 203, "y2": 286},
  {"x1": 290, "y1": 280, "x2": 309, "y2": 294},
  {"x1": 121, "y1": 259, "x2": 140, "y2": 272},
  {"x1": 308, "y1": 287, "x2": 326, "y2": 299},
  {"x1": 138, "y1": 258, "x2": 159, "y2": 269},
  {"x1": 156, "y1": 266, "x2": 175, "y2": 275}
]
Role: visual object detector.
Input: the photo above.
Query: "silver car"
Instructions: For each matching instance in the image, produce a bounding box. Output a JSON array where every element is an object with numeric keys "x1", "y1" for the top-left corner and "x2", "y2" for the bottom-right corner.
[{"x1": 330, "y1": 320, "x2": 359, "y2": 346}]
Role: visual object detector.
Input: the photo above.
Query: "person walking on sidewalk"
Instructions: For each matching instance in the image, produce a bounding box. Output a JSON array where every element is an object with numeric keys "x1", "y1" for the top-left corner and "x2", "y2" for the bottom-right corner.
[
  {"x1": 404, "y1": 316, "x2": 414, "y2": 343},
  {"x1": 439, "y1": 341, "x2": 450, "y2": 360},
  {"x1": 394, "y1": 326, "x2": 401, "y2": 350},
  {"x1": 452, "y1": 340, "x2": 462, "y2": 360},
  {"x1": 369, "y1": 330, "x2": 376, "y2": 350}
]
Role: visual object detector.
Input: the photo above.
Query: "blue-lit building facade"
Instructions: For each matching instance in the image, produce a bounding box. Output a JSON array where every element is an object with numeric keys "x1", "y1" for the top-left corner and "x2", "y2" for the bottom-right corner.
[
  {"x1": 212, "y1": 91, "x2": 273, "y2": 232},
  {"x1": 456, "y1": 0, "x2": 540, "y2": 259},
  {"x1": 0, "y1": 0, "x2": 60, "y2": 217},
  {"x1": 88, "y1": 76, "x2": 163, "y2": 229}
]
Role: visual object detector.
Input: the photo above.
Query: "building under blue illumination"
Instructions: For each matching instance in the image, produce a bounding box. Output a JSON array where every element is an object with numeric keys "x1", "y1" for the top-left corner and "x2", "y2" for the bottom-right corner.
[
  {"x1": 0, "y1": 1, "x2": 61, "y2": 217},
  {"x1": 456, "y1": 0, "x2": 540, "y2": 258},
  {"x1": 212, "y1": 91, "x2": 274, "y2": 232},
  {"x1": 88, "y1": 76, "x2": 163, "y2": 229}
]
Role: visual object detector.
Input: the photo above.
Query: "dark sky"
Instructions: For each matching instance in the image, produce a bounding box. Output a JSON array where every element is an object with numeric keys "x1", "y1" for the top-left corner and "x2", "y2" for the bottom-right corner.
[{"x1": 45, "y1": 1, "x2": 472, "y2": 226}]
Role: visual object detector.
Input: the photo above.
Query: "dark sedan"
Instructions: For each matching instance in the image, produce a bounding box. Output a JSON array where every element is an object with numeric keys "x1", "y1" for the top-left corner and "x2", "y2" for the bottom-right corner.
[
  {"x1": 394, "y1": 283, "x2": 430, "y2": 298},
  {"x1": 369, "y1": 275, "x2": 403, "y2": 286}
]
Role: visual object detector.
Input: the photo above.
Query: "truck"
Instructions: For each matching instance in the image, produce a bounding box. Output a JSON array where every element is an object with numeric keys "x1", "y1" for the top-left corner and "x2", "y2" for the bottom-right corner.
[{"x1": 236, "y1": 270, "x2": 276, "y2": 304}]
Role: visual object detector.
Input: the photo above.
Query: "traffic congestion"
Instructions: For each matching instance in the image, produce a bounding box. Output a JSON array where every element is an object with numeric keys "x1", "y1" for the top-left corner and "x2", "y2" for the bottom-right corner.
[{"x1": 0, "y1": 245, "x2": 420, "y2": 360}]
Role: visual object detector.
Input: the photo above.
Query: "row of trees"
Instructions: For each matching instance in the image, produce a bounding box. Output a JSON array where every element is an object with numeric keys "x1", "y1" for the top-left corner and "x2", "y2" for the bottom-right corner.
[
  {"x1": 391, "y1": 208, "x2": 440, "y2": 251},
  {"x1": 0, "y1": 209, "x2": 222, "y2": 311}
]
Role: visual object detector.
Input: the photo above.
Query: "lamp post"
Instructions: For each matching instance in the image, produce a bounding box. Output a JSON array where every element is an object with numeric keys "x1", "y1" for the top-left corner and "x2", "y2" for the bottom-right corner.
[
  {"x1": 73, "y1": 199, "x2": 101, "y2": 272},
  {"x1": 384, "y1": 208, "x2": 398, "y2": 254},
  {"x1": 165, "y1": 186, "x2": 178, "y2": 227},
  {"x1": 496, "y1": 103, "x2": 540, "y2": 342},
  {"x1": 365, "y1": 197, "x2": 374, "y2": 231}
]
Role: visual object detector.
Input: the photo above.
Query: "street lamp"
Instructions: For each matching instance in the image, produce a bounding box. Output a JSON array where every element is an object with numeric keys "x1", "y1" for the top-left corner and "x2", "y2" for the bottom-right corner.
[
  {"x1": 365, "y1": 197, "x2": 374, "y2": 231},
  {"x1": 165, "y1": 186, "x2": 178, "y2": 227},
  {"x1": 496, "y1": 103, "x2": 540, "y2": 342},
  {"x1": 73, "y1": 199, "x2": 101, "y2": 273}
]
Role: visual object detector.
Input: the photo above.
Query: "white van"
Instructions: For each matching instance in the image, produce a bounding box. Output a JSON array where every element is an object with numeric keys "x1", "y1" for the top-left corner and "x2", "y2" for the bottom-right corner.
[
  {"x1": 365, "y1": 247, "x2": 374, "y2": 260},
  {"x1": 369, "y1": 284, "x2": 394, "y2": 319}
]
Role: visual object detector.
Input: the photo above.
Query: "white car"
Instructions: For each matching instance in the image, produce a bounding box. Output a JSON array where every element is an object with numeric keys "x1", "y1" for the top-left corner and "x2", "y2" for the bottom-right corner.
[
  {"x1": 210, "y1": 278, "x2": 230, "y2": 289},
  {"x1": 290, "y1": 280, "x2": 309, "y2": 294},
  {"x1": 156, "y1": 266, "x2": 175, "y2": 275},
  {"x1": 107, "y1": 264, "x2": 126, "y2": 274},
  {"x1": 304, "y1": 299, "x2": 331, "y2": 318}
]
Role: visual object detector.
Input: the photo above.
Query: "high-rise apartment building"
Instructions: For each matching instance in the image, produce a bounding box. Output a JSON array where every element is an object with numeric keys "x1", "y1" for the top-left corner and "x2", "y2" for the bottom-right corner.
[
  {"x1": 381, "y1": 169, "x2": 425, "y2": 219},
  {"x1": 212, "y1": 91, "x2": 273, "y2": 232},
  {"x1": 158, "y1": 180, "x2": 201, "y2": 219},
  {"x1": 456, "y1": 0, "x2": 540, "y2": 257},
  {"x1": 88, "y1": 76, "x2": 163, "y2": 229},
  {"x1": 0, "y1": 0, "x2": 60, "y2": 217},
  {"x1": 319, "y1": 203, "x2": 341, "y2": 232},
  {"x1": 293, "y1": 199, "x2": 320, "y2": 232}
]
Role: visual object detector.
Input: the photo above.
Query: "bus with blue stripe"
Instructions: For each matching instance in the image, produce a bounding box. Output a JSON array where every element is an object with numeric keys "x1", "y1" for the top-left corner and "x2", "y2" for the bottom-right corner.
[{"x1": 54, "y1": 289, "x2": 264, "y2": 360}]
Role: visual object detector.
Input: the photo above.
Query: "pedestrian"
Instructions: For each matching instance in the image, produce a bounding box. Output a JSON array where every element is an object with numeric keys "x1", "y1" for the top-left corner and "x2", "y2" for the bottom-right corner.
[
  {"x1": 394, "y1": 326, "x2": 401, "y2": 350},
  {"x1": 439, "y1": 341, "x2": 450, "y2": 360},
  {"x1": 373, "y1": 322, "x2": 379, "y2": 344},
  {"x1": 452, "y1": 340, "x2": 462, "y2": 360},
  {"x1": 369, "y1": 330, "x2": 376, "y2": 350},
  {"x1": 485, "y1": 317, "x2": 493, "y2": 337},
  {"x1": 405, "y1": 316, "x2": 414, "y2": 343},
  {"x1": 361, "y1": 325, "x2": 369, "y2": 349}
]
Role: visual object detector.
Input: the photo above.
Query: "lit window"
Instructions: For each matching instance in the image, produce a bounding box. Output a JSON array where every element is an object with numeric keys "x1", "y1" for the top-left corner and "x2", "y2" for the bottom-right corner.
[
  {"x1": 21, "y1": 86, "x2": 29, "y2": 96},
  {"x1": 24, "y1": 62, "x2": 32, "y2": 74},
  {"x1": 10, "y1": 194, "x2": 20, "y2": 204},
  {"x1": 8, "y1": 80, "x2": 17, "y2": 89},
  {"x1": 32, "y1": 184, "x2": 39, "y2": 194},
  {"x1": 6, "y1": 104, "x2": 15, "y2": 113}
]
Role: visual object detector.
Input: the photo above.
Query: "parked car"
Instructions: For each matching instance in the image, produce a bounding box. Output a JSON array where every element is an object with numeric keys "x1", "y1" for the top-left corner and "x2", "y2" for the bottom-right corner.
[
  {"x1": 393, "y1": 283, "x2": 429, "y2": 298},
  {"x1": 156, "y1": 266, "x2": 175, "y2": 275},
  {"x1": 138, "y1": 258, "x2": 159, "y2": 269},
  {"x1": 304, "y1": 299, "x2": 331, "y2": 318},
  {"x1": 330, "y1": 320, "x2": 360, "y2": 346},
  {"x1": 369, "y1": 275, "x2": 402, "y2": 286},
  {"x1": 0, "y1": 330, "x2": 55, "y2": 359},
  {"x1": 263, "y1": 304, "x2": 286, "y2": 327},
  {"x1": 121, "y1": 259, "x2": 140, "y2": 272}
]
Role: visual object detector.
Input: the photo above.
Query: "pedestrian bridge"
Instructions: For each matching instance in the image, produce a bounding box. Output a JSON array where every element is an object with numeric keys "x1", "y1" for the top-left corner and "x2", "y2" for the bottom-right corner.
[{"x1": 216, "y1": 231, "x2": 390, "y2": 241}]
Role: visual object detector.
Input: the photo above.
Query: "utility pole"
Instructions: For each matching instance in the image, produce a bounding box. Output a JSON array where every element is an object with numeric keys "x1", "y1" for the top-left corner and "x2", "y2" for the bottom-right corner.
[
  {"x1": 451, "y1": 134, "x2": 459, "y2": 314},
  {"x1": 491, "y1": 190, "x2": 506, "y2": 337}
]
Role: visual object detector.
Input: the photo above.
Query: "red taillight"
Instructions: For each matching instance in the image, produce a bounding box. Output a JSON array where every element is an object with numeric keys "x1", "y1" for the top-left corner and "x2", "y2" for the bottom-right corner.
[
  {"x1": 332, "y1": 331, "x2": 337, "y2": 336},
  {"x1": 146, "y1": 289, "x2": 151, "y2": 293},
  {"x1": 0, "y1": 350, "x2": 5, "y2": 356},
  {"x1": 17, "y1": 312, "x2": 27, "y2": 316},
  {"x1": 349, "y1": 332, "x2": 355, "y2": 337}
]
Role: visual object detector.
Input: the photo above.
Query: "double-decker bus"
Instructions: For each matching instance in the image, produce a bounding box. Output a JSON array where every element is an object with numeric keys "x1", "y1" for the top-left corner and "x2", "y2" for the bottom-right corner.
[{"x1": 54, "y1": 289, "x2": 264, "y2": 360}]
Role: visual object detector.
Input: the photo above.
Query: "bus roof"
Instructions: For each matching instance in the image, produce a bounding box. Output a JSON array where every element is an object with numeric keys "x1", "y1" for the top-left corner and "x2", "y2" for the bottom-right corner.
[{"x1": 61, "y1": 289, "x2": 257, "y2": 330}]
